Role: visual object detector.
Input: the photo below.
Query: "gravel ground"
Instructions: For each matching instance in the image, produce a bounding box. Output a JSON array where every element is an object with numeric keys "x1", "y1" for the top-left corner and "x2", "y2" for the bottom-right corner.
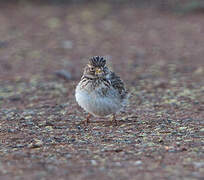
[{"x1": 0, "y1": 1, "x2": 203, "y2": 180}]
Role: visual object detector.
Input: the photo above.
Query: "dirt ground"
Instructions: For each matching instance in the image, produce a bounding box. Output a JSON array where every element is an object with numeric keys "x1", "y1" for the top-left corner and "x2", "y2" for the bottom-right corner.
[{"x1": 0, "y1": 1, "x2": 203, "y2": 180}]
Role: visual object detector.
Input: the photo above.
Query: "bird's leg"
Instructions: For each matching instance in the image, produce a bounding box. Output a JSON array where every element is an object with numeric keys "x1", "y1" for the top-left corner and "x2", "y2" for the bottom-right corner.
[
  {"x1": 111, "y1": 114, "x2": 117, "y2": 126},
  {"x1": 85, "y1": 113, "x2": 91, "y2": 125}
]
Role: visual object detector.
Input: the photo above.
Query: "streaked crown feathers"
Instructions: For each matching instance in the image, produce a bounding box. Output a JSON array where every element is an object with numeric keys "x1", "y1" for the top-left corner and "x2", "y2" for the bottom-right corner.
[{"x1": 89, "y1": 56, "x2": 106, "y2": 67}]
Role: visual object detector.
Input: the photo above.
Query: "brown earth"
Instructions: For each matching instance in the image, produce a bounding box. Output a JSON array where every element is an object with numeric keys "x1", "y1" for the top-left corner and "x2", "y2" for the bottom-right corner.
[{"x1": 0, "y1": 1, "x2": 204, "y2": 180}]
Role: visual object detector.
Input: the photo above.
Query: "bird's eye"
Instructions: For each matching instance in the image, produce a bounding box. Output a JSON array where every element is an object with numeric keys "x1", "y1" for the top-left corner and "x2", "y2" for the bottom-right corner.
[{"x1": 89, "y1": 67, "x2": 95, "y2": 71}]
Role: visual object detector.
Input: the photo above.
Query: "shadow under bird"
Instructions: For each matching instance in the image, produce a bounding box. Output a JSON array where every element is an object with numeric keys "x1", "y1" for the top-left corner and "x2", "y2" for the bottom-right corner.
[{"x1": 75, "y1": 56, "x2": 128, "y2": 125}]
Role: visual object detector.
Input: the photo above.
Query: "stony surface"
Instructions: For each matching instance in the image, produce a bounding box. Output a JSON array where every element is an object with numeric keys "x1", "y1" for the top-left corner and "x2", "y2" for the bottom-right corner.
[{"x1": 0, "y1": 1, "x2": 203, "y2": 180}]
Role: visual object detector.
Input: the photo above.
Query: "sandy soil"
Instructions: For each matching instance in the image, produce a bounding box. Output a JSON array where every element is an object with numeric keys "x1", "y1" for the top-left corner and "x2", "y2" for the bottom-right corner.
[{"x1": 0, "y1": 1, "x2": 203, "y2": 180}]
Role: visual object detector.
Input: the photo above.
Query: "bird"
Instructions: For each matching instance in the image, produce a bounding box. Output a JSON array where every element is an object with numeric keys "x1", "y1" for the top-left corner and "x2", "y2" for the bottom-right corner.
[{"x1": 75, "y1": 56, "x2": 128, "y2": 125}]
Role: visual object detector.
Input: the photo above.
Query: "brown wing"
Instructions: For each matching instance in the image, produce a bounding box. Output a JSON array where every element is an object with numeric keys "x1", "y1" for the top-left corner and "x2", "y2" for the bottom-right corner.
[{"x1": 109, "y1": 72, "x2": 127, "y2": 99}]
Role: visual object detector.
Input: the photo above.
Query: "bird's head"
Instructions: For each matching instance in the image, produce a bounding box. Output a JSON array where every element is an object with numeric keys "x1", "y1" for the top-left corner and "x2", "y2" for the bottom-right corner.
[{"x1": 83, "y1": 56, "x2": 109, "y2": 79}]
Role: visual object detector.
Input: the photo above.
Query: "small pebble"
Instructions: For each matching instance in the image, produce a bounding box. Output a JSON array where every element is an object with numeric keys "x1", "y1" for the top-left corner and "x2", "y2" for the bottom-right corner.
[
  {"x1": 133, "y1": 161, "x2": 143, "y2": 166},
  {"x1": 90, "y1": 160, "x2": 97, "y2": 166},
  {"x1": 55, "y1": 69, "x2": 72, "y2": 80}
]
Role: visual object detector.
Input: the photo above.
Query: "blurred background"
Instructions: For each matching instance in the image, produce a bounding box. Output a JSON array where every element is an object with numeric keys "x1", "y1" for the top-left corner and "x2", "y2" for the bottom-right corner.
[
  {"x1": 0, "y1": 0, "x2": 203, "y2": 82},
  {"x1": 0, "y1": 1, "x2": 204, "y2": 180}
]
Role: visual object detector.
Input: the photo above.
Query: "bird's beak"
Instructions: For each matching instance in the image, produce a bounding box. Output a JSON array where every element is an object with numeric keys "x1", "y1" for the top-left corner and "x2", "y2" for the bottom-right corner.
[{"x1": 95, "y1": 68, "x2": 103, "y2": 75}]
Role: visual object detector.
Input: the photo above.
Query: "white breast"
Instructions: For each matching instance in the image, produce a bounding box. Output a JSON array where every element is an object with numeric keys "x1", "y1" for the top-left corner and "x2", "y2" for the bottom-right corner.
[{"x1": 75, "y1": 84, "x2": 122, "y2": 117}]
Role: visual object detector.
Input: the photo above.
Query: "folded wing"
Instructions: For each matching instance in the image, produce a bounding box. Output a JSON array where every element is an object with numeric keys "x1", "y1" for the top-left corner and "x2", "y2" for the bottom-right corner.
[{"x1": 109, "y1": 72, "x2": 127, "y2": 100}]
